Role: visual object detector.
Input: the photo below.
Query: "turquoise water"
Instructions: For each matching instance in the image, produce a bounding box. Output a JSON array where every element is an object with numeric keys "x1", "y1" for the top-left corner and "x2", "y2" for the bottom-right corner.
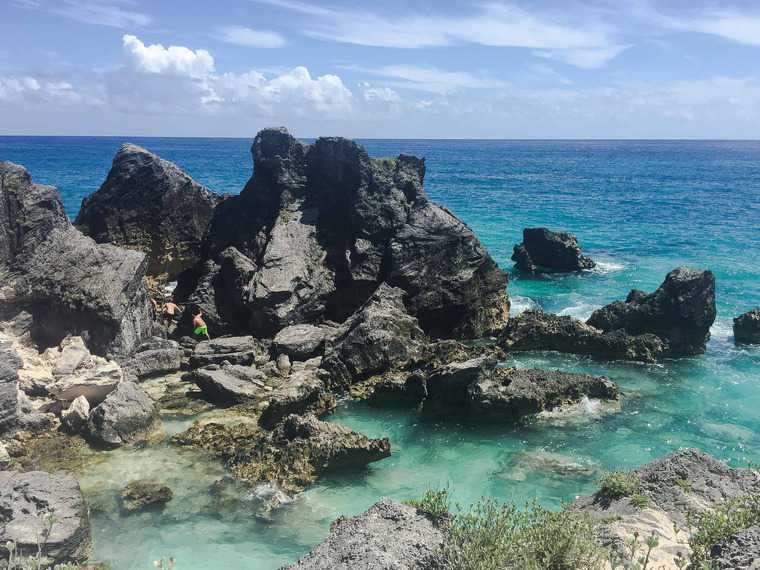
[{"x1": 1, "y1": 137, "x2": 759, "y2": 568}]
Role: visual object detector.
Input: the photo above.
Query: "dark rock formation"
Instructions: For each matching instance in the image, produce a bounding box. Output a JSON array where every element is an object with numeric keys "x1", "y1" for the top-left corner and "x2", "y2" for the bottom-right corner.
[
  {"x1": 512, "y1": 227, "x2": 595, "y2": 273},
  {"x1": 734, "y1": 307, "x2": 760, "y2": 345},
  {"x1": 176, "y1": 128, "x2": 509, "y2": 340},
  {"x1": 174, "y1": 413, "x2": 390, "y2": 494},
  {"x1": 424, "y1": 356, "x2": 618, "y2": 418},
  {"x1": 272, "y1": 323, "x2": 339, "y2": 361},
  {"x1": 283, "y1": 498, "x2": 445, "y2": 570},
  {"x1": 87, "y1": 380, "x2": 160, "y2": 447},
  {"x1": 321, "y1": 283, "x2": 428, "y2": 388},
  {"x1": 0, "y1": 162, "x2": 153, "y2": 357},
  {"x1": 123, "y1": 337, "x2": 182, "y2": 380},
  {"x1": 709, "y1": 525, "x2": 760, "y2": 569},
  {"x1": 0, "y1": 471, "x2": 91, "y2": 564},
  {"x1": 259, "y1": 358, "x2": 335, "y2": 429},
  {"x1": 499, "y1": 309, "x2": 666, "y2": 362},
  {"x1": 121, "y1": 479, "x2": 173, "y2": 512},
  {"x1": 185, "y1": 363, "x2": 268, "y2": 406},
  {"x1": 189, "y1": 336, "x2": 271, "y2": 368},
  {"x1": 0, "y1": 341, "x2": 22, "y2": 433},
  {"x1": 587, "y1": 267, "x2": 716, "y2": 356},
  {"x1": 60, "y1": 395, "x2": 90, "y2": 435},
  {"x1": 75, "y1": 143, "x2": 222, "y2": 280},
  {"x1": 574, "y1": 449, "x2": 760, "y2": 568}
]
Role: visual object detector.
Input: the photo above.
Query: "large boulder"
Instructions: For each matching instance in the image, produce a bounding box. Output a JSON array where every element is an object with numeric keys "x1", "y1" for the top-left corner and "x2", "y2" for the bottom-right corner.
[
  {"x1": 512, "y1": 227, "x2": 595, "y2": 273},
  {"x1": 424, "y1": 356, "x2": 618, "y2": 418},
  {"x1": 177, "y1": 128, "x2": 509, "y2": 340},
  {"x1": 574, "y1": 449, "x2": 760, "y2": 569},
  {"x1": 189, "y1": 335, "x2": 271, "y2": 368},
  {"x1": 122, "y1": 337, "x2": 182, "y2": 380},
  {"x1": 87, "y1": 380, "x2": 160, "y2": 447},
  {"x1": 185, "y1": 363, "x2": 268, "y2": 406},
  {"x1": 0, "y1": 340, "x2": 22, "y2": 433},
  {"x1": 499, "y1": 309, "x2": 666, "y2": 362},
  {"x1": 587, "y1": 267, "x2": 716, "y2": 357},
  {"x1": 283, "y1": 498, "x2": 445, "y2": 569},
  {"x1": 0, "y1": 471, "x2": 91, "y2": 564},
  {"x1": 272, "y1": 323, "x2": 339, "y2": 361},
  {"x1": 75, "y1": 143, "x2": 222, "y2": 280},
  {"x1": 734, "y1": 307, "x2": 760, "y2": 345},
  {"x1": 321, "y1": 283, "x2": 428, "y2": 388},
  {"x1": 0, "y1": 162, "x2": 153, "y2": 357}
]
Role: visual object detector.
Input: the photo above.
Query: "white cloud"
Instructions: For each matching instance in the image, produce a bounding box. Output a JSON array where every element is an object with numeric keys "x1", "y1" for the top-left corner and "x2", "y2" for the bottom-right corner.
[
  {"x1": 0, "y1": 74, "x2": 95, "y2": 105},
  {"x1": 348, "y1": 65, "x2": 508, "y2": 94},
  {"x1": 535, "y1": 44, "x2": 631, "y2": 69},
  {"x1": 257, "y1": 0, "x2": 623, "y2": 68},
  {"x1": 13, "y1": 0, "x2": 150, "y2": 28},
  {"x1": 122, "y1": 35, "x2": 215, "y2": 77},
  {"x1": 363, "y1": 87, "x2": 400, "y2": 103},
  {"x1": 215, "y1": 25, "x2": 286, "y2": 48}
]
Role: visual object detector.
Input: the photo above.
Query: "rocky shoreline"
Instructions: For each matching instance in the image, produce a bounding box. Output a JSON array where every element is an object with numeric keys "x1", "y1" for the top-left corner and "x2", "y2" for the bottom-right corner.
[{"x1": 0, "y1": 129, "x2": 755, "y2": 569}]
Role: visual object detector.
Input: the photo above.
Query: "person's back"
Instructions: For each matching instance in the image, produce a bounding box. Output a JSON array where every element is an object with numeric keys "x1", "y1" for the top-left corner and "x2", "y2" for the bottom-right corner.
[
  {"x1": 164, "y1": 301, "x2": 180, "y2": 315},
  {"x1": 192, "y1": 311, "x2": 210, "y2": 340}
]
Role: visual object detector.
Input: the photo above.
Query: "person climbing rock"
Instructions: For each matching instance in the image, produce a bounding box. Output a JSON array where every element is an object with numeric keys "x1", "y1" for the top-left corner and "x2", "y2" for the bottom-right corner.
[{"x1": 192, "y1": 309, "x2": 211, "y2": 341}]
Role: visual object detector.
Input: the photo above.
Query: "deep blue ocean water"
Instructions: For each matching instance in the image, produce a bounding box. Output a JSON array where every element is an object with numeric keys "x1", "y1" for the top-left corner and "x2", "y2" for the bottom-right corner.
[{"x1": 1, "y1": 136, "x2": 758, "y2": 569}]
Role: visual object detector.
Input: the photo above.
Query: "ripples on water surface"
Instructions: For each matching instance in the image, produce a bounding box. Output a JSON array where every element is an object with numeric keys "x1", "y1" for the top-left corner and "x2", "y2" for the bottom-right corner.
[{"x1": 1, "y1": 137, "x2": 758, "y2": 568}]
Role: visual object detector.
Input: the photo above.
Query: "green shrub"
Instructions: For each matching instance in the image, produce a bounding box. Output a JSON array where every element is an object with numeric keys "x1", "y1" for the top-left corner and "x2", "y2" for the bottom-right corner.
[
  {"x1": 688, "y1": 492, "x2": 760, "y2": 567},
  {"x1": 597, "y1": 471, "x2": 641, "y2": 500},
  {"x1": 404, "y1": 488, "x2": 451, "y2": 524},
  {"x1": 630, "y1": 494, "x2": 650, "y2": 509},
  {"x1": 442, "y1": 499, "x2": 606, "y2": 570},
  {"x1": 675, "y1": 477, "x2": 692, "y2": 493}
]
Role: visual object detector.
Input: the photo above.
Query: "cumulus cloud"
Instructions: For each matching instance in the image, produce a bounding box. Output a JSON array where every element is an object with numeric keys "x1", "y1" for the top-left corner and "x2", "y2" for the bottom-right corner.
[
  {"x1": 215, "y1": 25, "x2": 286, "y2": 48},
  {"x1": 0, "y1": 74, "x2": 93, "y2": 105},
  {"x1": 122, "y1": 35, "x2": 215, "y2": 77}
]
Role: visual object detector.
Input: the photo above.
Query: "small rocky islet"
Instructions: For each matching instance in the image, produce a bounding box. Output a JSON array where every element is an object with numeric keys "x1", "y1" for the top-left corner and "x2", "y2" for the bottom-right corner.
[{"x1": 0, "y1": 128, "x2": 757, "y2": 569}]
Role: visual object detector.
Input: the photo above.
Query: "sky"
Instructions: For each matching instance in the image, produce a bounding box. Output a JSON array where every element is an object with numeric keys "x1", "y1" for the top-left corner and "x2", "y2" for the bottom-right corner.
[{"x1": 2, "y1": 0, "x2": 760, "y2": 138}]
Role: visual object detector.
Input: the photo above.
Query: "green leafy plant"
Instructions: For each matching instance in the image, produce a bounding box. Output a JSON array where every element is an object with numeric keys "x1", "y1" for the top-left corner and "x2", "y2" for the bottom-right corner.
[
  {"x1": 597, "y1": 471, "x2": 641, "y2": 500},
  {"x1": 404, "y1": 488, "x2": 451, "y2": 525},
  {"x1": 675, "y1": 477, "x2": 692, "y2": 493},
  {"x1": 630, "y1": 494, "x2": 650, "y2": 509}
]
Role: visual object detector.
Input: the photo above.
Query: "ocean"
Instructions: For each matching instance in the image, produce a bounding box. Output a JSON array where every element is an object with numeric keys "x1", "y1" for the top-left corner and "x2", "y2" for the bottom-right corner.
[{"x1": 1, "y1": 136, "x2": 759, "y2": 569}]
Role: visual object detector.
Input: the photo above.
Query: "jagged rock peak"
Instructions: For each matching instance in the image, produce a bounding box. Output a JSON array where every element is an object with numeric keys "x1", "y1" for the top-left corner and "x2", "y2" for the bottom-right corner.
[{"x1": 75, "y1": 143, "x2": 222, "y2": 280}]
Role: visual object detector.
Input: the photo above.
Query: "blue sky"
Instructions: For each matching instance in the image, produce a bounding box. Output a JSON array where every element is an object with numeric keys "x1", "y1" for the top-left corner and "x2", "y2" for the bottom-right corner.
[{"x1": 2, "y1": 0, "x2": 760, "y2": 138}]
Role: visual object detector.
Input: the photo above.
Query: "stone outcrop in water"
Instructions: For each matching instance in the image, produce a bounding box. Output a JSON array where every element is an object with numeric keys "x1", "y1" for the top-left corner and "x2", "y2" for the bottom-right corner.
[
  {"x1": 175, "y1": 128, "x2": 509, "y2": 339},
  {"x1": 512, "y1": 227, "x2": 595, "y2": 273},
  {"x1": 87, "y1": 380, "x2": 160, "y2": 447},
  {"x1": 75, "y1": 143, "x2": 222, "y2": 280},
  {"x1": 121, "y1": 479, "x2": 174, "y2": 512},
  {"x1": 734, "y1": 307, "x2": 760, "y2": 345},
  {"x1": 174, "y1": 413, "x2": 390, "y2": 495},
  {"x1": 587, "y1": 267, "x2": 716, "y2": 356},
  {"x1": 499, "y1": 309, "x2": 666, "y2": 362},
  {"x1": 574, "y1": 448, "x2": 760, "y2": 569},
  {"x1": 0, "y1": 162, "x2": 153, "y2": 357},
  {"x1": 0, "y1": 470, "x2": 92, "y2": 564},
  {"x1": 283, "y1": 498, "x2": 445, "y2": 570}
]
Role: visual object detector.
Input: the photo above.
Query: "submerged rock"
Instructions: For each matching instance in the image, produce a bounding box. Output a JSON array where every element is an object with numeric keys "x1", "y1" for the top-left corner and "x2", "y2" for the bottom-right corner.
[
  {"x1": 574, "y1": 448, "x2": 760, "y2": 569},
  {"x1": 587, "y1": 267, "x2": 716, "y2": 357},
  {"x1": 321, "y1": 283, "x2": 428, "y2": 388},
  {"x1": 75, "y1": 143, "x2": 222, "y2": 280},
  {"x1": 175, "y1": 413, "x2": 389, "y2": 495},
  {"x1": 120, "y1": 479, "x2": 173, "y2": 512},
  {"x1": 0, "y1": 162, "x2": 152, "y2": 357},
  {"x1": 499, "y1": 309, "x2": 665, "y2": 362},
  {"x1": 734, "y1": 307, "x2": 760, "y2": 345},
  {"x1": 283, "y1": 498, "x2": 445, "y2": 569},
  {"x1": 87, "y1": 380, "x2": 160, "y2": 447},
  {"x1": 0, "y1": 470, "x2": 92, "y2": 564},
  {"x1": 177, "y1": 128, "x2": 509, "y2": 339},
  {"x1": 512, "y1": 227, "x2": 595, "y2": 273}
]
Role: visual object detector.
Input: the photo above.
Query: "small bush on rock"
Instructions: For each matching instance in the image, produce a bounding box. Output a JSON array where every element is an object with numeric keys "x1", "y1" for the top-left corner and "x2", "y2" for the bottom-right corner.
[
  {"x1": 404, "y1": 488, "x2": 451, "y2": 525},
  {"x1": 597, "y1": 471, "x2": 641, "y2": 500}
]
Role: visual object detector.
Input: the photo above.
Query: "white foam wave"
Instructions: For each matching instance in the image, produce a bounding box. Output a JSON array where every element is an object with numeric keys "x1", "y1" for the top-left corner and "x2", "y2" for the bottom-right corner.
[
  {"x1": 590, "y1": 259, "x2": 626, "y2": 274},
  {"x1": 558, "y1": 303, "x2": 597, "y2": 321},
  {"x1": 510, "y1": 295, "x2": 538, "y2": 315},
  {"x1": 709, "y1": 318, "x2": 734, "y2": 342}
]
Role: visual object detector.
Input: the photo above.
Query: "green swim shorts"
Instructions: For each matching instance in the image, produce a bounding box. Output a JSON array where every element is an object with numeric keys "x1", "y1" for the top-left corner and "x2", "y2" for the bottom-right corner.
[{"x1": 194, "y1": 325, "x2": 208, "y2": 336}]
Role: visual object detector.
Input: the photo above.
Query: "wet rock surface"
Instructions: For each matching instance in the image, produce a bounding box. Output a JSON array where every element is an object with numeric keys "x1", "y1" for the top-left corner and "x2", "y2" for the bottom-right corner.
[
  {"x1": 587, "y1": 267, "x2": 716, "y2": 356},
  {"x1": 734, "y1": 307, "x2": 760, "y2": 345},
  {"x1": 87, "y1": 380, "x2": 161, "y2": 447},
  {"x1": 499, "y1": 309, "x2": 666, "y2": 362},
  {"x1": 120, "y1": 478, "x2": 174, "y2": 512},
  {"x1": 75, "y1": 143, "x2": 222, "y2": 280},
  {"x1": 512, "y1": 227, "x2": 595, "y2": 273},
  {"x1": 283, "y1": 498, "x2": 445, "y2": 570},
  {"x1": 0, "y1": 161, "x2": 152, "y2": 357},
  {"x1": 176, "y1": 128, "x2": 509, "y2": 339},
  {"x1": 0, "y1": 470, "x2": 92, "y2": 564}
]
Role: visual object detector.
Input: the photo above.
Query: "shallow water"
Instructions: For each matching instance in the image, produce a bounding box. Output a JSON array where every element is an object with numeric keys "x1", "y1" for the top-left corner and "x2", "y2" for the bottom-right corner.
[{"x1": 1, "y1": 138, "x2": 758, "y2": 568}]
